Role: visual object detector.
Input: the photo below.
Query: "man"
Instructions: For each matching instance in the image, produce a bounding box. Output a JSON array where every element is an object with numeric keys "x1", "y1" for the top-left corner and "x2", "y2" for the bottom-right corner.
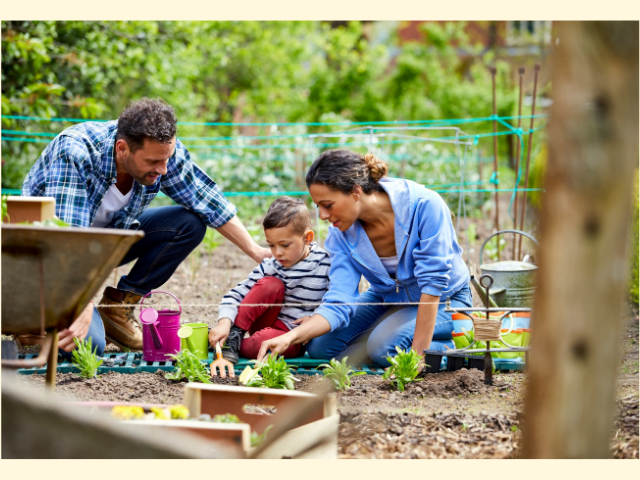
[{"x1": 22, "y1": 98, "x2": 271, "y2": 354}]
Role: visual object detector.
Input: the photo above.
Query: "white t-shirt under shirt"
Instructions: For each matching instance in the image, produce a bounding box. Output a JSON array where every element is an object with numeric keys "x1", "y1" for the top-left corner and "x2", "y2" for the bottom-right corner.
[
  {"x1": 91, "y1": 184, "x2": 134, "y2": 228},
  {"x1": 380, "y1": 255, "x2": 398, "y2": 278}
]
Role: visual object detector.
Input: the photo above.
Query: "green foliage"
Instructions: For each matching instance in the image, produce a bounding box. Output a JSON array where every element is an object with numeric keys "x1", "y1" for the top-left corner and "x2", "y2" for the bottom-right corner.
[
  {"x1": 2, "y1": 20, "x2": 531, "y2": 225},
  {"x1": 382, "y1": 346, "x2": 423, "y2": 391},
  {"x1": 250, "y1": 425, "x2": 273, "y2": 448},
  {"x1": 318, "y1": 356, "x2": 366, "y2": 391},
  {"x1": 241, "y1": 355, "x2": 299, "y2": 390},
  {"x1": 630, "y1": 172, "x2": 639, "y2": 304},
  {"x1": 1, "y1": 195, "x2": 9, "y2": 223},
  {"x1": 212, "y1": 413, "x2": 242, "y2": 423},
  {"x1": 165, "y1": 349, "x2": 212, "y2": 383},
  {"x1": 71, "y1": 336, "x2": 103, "y2": 379}
]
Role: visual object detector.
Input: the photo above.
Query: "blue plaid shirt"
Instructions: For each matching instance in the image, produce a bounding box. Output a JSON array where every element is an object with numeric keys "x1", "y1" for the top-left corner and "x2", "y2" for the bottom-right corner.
[{"x1": 22, "y1": 121, "x2": 237, "y2": 230}]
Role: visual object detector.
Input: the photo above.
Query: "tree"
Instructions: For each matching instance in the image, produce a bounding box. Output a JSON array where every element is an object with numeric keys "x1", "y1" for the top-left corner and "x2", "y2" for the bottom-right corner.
[{"x1": 521, "y1": 21, "x2": 639, "y2": 458}]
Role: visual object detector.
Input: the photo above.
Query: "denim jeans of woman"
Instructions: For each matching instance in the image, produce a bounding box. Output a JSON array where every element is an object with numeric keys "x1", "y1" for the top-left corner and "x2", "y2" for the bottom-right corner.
[{"x1": 307, "y1": 285, "x2": 472, "y2": 367}]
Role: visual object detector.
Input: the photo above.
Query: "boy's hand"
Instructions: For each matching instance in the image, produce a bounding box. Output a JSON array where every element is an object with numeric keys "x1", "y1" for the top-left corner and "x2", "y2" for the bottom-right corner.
[{"x1": 209, "y1": 318, "x2": 232, "y2": 347}]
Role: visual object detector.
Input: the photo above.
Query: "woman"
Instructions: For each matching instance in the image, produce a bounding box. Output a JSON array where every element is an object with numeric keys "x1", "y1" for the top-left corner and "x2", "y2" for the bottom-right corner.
[{"x1": 256, "y1": 149, "x2": 472, "y2": 367}]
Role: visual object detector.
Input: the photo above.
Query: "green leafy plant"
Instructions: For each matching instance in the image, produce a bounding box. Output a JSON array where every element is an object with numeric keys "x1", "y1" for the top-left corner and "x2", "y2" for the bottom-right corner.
[
  {"x1": 382, "y1": 346, "x2": 423, "y2": 391},
  {"x1": 212, "y1": 413, "x2": 242, "y2": 423},
  {"x1": 318, "y1": 356, "x2": 366, "y2": 391},
  {"x1": 1, "y1": 195, "x2": 9, "y2": 223},
  {"x1": 165, "y1": 349, "x2": 212, "y2": 383},
  {"x1": 250, "y1": 425, "x2": 273, "y2": 448},
  {"x1": 71, "y1": 337, "x2": 103, "y2": 379},
  {"x1": 239, "y1": 355, "x2": 299, "y2": 390}
]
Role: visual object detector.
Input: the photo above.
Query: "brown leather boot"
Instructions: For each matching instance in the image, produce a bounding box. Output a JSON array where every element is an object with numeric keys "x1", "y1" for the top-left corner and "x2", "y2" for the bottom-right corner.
[{"x1": 98, "y1": 286, "x2": 143, "y2": 351}]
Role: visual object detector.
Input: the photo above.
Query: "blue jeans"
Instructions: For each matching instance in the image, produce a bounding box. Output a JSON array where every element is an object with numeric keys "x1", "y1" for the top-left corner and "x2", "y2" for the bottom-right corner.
[
  {"x1": 307, "y1": 285, "x2": 473, "y2": 367},
  {"x1": 61, "y1": 206, "x2": 206, "y2": 357}
]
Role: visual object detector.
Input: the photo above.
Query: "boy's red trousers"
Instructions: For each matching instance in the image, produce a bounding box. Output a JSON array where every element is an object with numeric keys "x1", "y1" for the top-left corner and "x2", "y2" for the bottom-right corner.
[{"x1": 234, "y1": 276, "x2": 303, "y2": 359}]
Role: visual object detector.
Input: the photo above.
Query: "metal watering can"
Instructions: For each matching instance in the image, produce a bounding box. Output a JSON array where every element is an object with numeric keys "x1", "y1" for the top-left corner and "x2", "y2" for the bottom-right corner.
[
  {"x1": 479, "y1": 229, "x2": 539, "y2": 308},
  {"x1": 139, "y1": 291, "x2": 182, "y2": 362}
]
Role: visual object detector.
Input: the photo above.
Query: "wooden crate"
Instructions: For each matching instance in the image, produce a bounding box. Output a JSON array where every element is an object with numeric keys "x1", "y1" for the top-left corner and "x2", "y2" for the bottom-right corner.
[
  {"x1": 183, "y1": 383, "x2": 339, "y2": 459},
  {"x1": 5, "y1": 196, "x2": 56, "y2": 224}
]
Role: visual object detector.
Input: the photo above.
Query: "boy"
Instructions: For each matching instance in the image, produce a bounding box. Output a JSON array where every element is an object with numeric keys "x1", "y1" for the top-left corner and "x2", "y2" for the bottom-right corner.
[{"x1": 209, "y1": 197, "x2": 331, "y2": 363}]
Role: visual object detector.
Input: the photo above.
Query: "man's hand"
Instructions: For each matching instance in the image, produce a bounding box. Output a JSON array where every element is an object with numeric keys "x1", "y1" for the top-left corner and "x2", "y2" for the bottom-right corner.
[
  {"x1": 209, "y1": 318, "x2": 232, "y2": 348},
  {"x1": 252, "y1": 247, "x2": 273, "y2": 264},
  {"x1": 58, "y1": 301, "x2": 94, "y2": 352},
  {"x1": 256, "y1": 332, "x2": 295, "y2": 362}
]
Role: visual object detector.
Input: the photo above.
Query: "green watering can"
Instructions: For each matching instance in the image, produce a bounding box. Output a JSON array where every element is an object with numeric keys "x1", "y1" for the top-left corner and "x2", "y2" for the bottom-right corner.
[{"x1": 177, "y1": 322, "x2": 209, "y2": 360}]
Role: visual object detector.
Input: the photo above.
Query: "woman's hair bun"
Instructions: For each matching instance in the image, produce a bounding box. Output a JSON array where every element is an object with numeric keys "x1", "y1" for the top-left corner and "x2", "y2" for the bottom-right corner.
[{"x1": 363, "y1": 152, "x2": 389, "y2": 182}]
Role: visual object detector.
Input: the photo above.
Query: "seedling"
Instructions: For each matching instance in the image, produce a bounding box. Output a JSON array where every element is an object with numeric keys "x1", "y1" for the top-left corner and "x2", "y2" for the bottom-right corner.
[
  {"x1": 1, "y1": 195, "x2": 9, "y2": 223},
  {"x1": 318, "y1": 356, "x2": 366, "y2": 391},
  {"x1": 239, "y1": 355, "x2": 299, "y2": 390},
  {"x1": 165, "y1": 349, "x2": 212, "y2": 383},
  {"x1": 382, "y1": 346, "x2": 424, "y2": 391},
  {"x1": 250, "y1": 425, "x2": 273, "y2": 448},
  {"x1": 71, "y1": 337, "x2": 103, "y2": 379}
]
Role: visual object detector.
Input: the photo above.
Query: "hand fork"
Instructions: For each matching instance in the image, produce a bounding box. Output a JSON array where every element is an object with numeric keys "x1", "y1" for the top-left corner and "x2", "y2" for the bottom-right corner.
[{"x1": 210, "y1": 341, "x2": 235, "y2": 378}]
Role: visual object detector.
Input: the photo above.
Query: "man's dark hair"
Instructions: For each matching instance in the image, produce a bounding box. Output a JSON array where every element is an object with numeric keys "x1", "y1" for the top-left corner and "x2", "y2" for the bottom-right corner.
[
  {"x1": 263, "y1": 197, "x2": 311, "y2": 235},
  {"x1": 116, "y1": 97, "x2": 177, "y2": 152}
]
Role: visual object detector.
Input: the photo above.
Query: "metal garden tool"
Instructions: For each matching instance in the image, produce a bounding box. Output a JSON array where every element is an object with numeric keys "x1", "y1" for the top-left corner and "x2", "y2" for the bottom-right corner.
[{"x1": 210, "y1": 341, "x2": 235, "y2": 378}]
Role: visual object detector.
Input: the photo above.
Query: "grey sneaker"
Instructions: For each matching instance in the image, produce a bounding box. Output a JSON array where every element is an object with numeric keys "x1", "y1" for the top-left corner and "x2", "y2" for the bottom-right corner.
[{"x1": 222, "y1": 325, "x2": 245, "y2": 364}]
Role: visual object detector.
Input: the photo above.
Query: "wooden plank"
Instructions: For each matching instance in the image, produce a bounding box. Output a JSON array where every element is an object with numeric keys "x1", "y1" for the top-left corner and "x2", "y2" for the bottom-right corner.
[
  {"x1": 122, "y1": 420, "x2": 251, "y2": 452},
  {"x1": 1, "y1": 377, "x2": 241, "y2": 458},
  {"x1": 183, "y1": 383, "x2": 328, "y2": 434},
  {"x1": 251, "y1": 414, "x2": 339, "y2": 459}
]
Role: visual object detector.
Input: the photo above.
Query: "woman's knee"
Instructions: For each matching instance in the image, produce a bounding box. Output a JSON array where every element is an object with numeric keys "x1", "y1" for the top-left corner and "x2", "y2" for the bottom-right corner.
[{"x1": 306, "y1": 336, "x2": 342, "y2": 360}]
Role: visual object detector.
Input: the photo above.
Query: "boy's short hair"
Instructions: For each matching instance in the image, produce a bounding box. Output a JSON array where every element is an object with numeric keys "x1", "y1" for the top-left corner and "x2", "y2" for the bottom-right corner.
[{"x1": 263, "y1": 197, "x2": 311, "y2": 235}]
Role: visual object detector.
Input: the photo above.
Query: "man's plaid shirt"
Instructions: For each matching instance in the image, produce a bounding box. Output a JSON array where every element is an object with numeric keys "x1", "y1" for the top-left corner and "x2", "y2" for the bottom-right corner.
[{"x1": 22, "y1": 121, "x2": 237, "y2": 230}]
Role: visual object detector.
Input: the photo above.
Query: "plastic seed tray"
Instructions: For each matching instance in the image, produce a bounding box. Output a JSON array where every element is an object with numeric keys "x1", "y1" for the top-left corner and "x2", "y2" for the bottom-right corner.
[
  {"x1": 15, "y1": 351, "x2": 388, "y2": 376},
  {"x1": 16, "y1": 351, "x2": 523, "y2": 376}
]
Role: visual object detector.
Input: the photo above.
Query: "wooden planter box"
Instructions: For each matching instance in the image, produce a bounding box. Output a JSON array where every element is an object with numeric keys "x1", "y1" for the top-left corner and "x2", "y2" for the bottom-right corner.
[
  {"x1": 72, "y1": 384, "x2": 339, "y2": 459},
  {"x1": 5, "y1": 196, "x2": 56, "y2": 224},
  {"x1": 183, "y1": 383, "x2": 339, "y2": 459}
]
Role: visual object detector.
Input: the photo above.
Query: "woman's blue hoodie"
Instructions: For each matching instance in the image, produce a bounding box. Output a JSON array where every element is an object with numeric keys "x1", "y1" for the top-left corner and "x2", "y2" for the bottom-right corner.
[{"x1": 315, "y1": 177, "x2": 469, "y2": 331}]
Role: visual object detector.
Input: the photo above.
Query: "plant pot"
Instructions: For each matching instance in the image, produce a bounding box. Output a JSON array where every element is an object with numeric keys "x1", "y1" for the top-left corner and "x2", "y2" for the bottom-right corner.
[
  {"x1": 467, "y1": 356, "x2": 485, "y2": 371},
  {"x1": 422, "y1": 352, "x2": 443, "y2": 374},
  {"x1": 446, "y1": 354, "x2": 465, "y2": 372}
]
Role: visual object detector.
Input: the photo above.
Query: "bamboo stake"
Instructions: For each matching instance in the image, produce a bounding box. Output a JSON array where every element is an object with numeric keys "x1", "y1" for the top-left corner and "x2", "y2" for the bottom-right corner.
[
  {"x1": 490, "y1": 66, "x2": 500, "y2": 259},
  {"x1": 513, "y1": 67, "x2": 525, "y2": 260},
  {"x1": 517, "y1": 64, "x2": 541, "y2": 257}
]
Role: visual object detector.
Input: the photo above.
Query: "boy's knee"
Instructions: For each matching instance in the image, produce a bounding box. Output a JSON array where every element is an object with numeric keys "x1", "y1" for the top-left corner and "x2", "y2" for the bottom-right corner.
[{"x1": 255, "y1": 276, "x2": 285, "y2": 299}]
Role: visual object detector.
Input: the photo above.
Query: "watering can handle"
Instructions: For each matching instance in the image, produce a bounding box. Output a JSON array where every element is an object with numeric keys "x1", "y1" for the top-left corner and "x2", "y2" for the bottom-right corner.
[
  {"x1": 140, "y1": 290, "x2": 182, "y2": 314},
  {"x1": 479, "y1": 229, "x2": 539, "y2": 266}
]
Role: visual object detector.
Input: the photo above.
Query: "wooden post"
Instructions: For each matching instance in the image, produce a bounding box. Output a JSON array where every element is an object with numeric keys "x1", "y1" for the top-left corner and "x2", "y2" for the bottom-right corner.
[{"x1": 521, "y1": 21, "x2": 639, "y2": 458}]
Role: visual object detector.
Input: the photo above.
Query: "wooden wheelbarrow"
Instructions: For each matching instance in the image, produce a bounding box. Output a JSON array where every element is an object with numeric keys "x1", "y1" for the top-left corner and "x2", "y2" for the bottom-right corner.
[{"x1": 1, "y1": 224, "x2": 143, "y2": 389}]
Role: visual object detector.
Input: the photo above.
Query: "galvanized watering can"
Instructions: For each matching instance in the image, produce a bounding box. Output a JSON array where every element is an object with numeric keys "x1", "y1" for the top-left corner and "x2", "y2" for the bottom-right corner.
[{"x1": 479, "y1": 229, "x2": 539, "y2": 308}]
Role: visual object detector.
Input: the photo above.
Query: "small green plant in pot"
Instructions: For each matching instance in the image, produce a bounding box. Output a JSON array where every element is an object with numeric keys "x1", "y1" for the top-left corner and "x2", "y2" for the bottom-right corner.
[
  {"x1": 382, "y1": 346, "x2": 424, "y2": 391},
  {"x1": 318, "y1": 356, "x2": 366, "y2": 391},
  {"x1": 71, "y1": 337, "x2": 103, "y2": 379},
  {"x1": 165, "y1": 349, "x2": 212, "y2": 383}
]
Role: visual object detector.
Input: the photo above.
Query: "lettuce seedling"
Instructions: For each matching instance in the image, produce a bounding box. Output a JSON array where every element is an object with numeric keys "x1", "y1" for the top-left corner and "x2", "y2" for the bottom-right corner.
[
  {"x1": 71, "y1": 337, "x2": 103, "y2": 379},
  {"x1": 240, "y1": 355, "x2": 299, "y2": 390},
  {"x1": 382, "y1": 346, "x2": 423, "y2": 391},
  {"x1": 318, "y1": 356, "x2": 366, "y2": 391},
  {"x1": 165, "y1": 350, "x2": 212, "y2": 383}
]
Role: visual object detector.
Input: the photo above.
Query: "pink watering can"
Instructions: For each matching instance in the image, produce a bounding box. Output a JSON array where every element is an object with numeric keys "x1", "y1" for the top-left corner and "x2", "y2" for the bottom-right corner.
[{"x1": 139, "y1": 291, "x2": 182, "y2": 362}]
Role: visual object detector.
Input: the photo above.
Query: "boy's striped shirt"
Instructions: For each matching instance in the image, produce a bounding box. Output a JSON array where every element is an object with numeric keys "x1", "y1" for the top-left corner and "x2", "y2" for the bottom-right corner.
[{"x1": 218, "y1": 242, "x2": 330, "y2": 330}]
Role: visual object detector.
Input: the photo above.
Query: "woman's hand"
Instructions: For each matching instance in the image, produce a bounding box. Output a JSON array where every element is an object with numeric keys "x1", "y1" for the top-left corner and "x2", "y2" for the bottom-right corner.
[
  {"x1": 256, "y1": 331, "x2": 295, "y2": 362},
  {"x1": 58, "y1": 301, "x2": 94, "y2": 352},
  {"x1": 209, "y1": 318, "x2": 232, "y2": 347}
]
